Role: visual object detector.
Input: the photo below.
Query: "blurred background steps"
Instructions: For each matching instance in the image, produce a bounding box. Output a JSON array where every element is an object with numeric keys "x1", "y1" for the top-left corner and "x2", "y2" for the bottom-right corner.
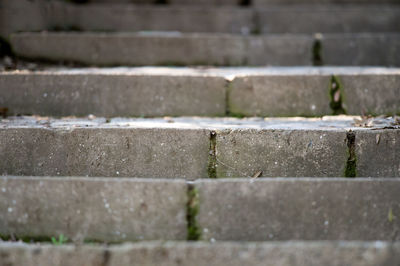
[
  {"x1": 8, "y1": 32, "x2": 400, "y2": 66},
  {"x1": 1, "y1": 241, "x2": 400, "y2": 266}
]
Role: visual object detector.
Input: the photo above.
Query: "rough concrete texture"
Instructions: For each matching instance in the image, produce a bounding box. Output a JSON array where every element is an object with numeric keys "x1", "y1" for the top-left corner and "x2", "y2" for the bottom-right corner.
[
  {"x1": 0, "y1": 120, "x2": 210, "y2": 179},
  {"x1": 1, "y1": 241, "x2": 400, "y2": 266},
  {"x1": 9, "y1": 32, "x2": 313, "y2": 66},
  {"x1": 1, "y1": 116, "x2": 399, "y2": 178},
  {"x1": 339, "y1": 74, "x2": 400, "y2": 115},
  {"x1": 4, "y1": 66, "x2": 399, "y2": 117},
  {"x1": 69, "y1": 5, "x2": 254, "y2": 34},
  {"x1": 321, "y1": 33, "x2": 400, "y2": 66},
  {"x1": 196, "y1": 178, "x2": 400, "y2": 241},
  {"x1": 0, "y1": 72, "x2": 226, "y2": 117},
  {"x1": 355, "y1": 130, "x2": 400, "y2": 177},
  {"x1": 253, "y1": 0, "x2": 400, "y2": 4},
  {"x1": 256, "y1": 6, "x2": 400, "y2": 34},
  {"x1": 0, "y1": 0, "x2": 47, "y2": 39},
  {"x1": 215, "y1": 129, "x2": 348, "y2": 177},
  {"x1": 0, "y1": 177, "x2": 187, "y2": 242},
  {"x1": 229, "y1": 75, "x2": 332, "y2": 116},
  {"x1": 169, "y1": 0, "x2": 240, "y2": 4},
  {"x1": 2, "y1": 1, "x2": 400, "y2": 39}
]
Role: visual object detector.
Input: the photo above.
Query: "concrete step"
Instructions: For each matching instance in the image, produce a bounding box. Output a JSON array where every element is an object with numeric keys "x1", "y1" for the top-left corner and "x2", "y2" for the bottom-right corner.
[
  {"x1": 2, "y1": 66, "x2": 399, "y2": 117},
  {"x1": 1, "y1": 116, "x2": 399, "y2": 178},
  {"x1": 0, "y1": 241, "x2": 399, "y2": 266},
  {"x1": 9, "y1": 32, "x2": 400, "y2": 66},
  {"x1": 0, "y1": 176, "x2": 188, "y2": 242},
  {"x1": 2, "y1": 1, "x2": 399, "y2": 38},
  {"x1": 195, "y1": 178, "x2": 400, "y2": 241},
  {"x1": 0, "y1": 177, "x2": 399, "y2": 242},
  {"x1": 39, "y1": 4, "x2": 400, "y2": 34}
]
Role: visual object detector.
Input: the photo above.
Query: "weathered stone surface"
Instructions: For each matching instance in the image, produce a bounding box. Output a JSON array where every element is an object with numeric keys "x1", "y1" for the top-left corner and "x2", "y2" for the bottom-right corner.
[
  {"x1": 321, "y1": 33, "x2": 400, "y2": 66},
  {"x1": 2, "y1": 1, "x2": 400, "y2": 39},
  {"x1": 10, "y1": 32, "x2": 313, "y2": 66},
  {"x1": 229, "y1": 75, "x2": 331, "y2": 116},
  {"x1": 0, "y1": 177, "x2": 187, "y2": 241},
  {"x1": 339, "y1": 74, "x2": 400, "y2": 115},
  {"x1": 256, "y1": 6, "x2": 400, "y2": 34},
  {"x1": 0, "y1": 72, "x2": 226, "y2": 117},
  {"x1": 0, "y1": 0, "x2": 47, "y2": 39},
  {"x1": 355, "y1": 130, "x2": 400, "y2": 177},
  {"x1": 2, "y1": 241, "x2": 400, "y2": 266},
  {"x1": 254, "y1": 0, "x2": 400, "y2": 4},
  {"x1": 215, "y1": 129, "x2": 348, "y2": 177},
  {"x1": 169, "y1": 0, "x2": 241, "y2": 4},
  {"x1": 0, "y1": 121, "x2": 210, "y2": 179},
  {"x1": 70, "y1": 5, "x2": 254, "y2": 34},
  {"x1": 0, "y1": 243, "x2": 106, "y2": 266},
  {"x1": 196, "y1": 178, "x2": 400, "y2": 241}
]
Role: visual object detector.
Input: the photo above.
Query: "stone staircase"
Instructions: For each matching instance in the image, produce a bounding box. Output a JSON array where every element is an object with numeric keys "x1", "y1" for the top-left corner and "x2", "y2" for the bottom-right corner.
[{"x1": 0, "y1": 0, "x2": 400, "y2": 265}]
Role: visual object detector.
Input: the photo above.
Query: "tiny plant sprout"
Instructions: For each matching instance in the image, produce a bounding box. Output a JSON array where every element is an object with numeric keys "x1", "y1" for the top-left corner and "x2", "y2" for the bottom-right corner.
[{"x1": 51, "y1": 234, "x2": 67, "y2": 245}]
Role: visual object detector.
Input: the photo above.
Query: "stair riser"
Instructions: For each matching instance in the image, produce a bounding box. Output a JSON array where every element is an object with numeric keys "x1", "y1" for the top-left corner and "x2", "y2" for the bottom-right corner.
[
  {"x1": 196, "y1": 179, "x2": 400, "y2": 241},
  {"x1": 0, "y1": 127, "x2": 210, "y2": 179},
  {"x1": 0, "y1": 74, "x2": 226, "y2": 117},
  {"x1": 2, "y1": 1, "x2": 400, "y2": 36},
  {"x1": 2, "y1": 70, "x2": 399, "y2": 117},
  {"x1": 10, "y1": 33, "x2": 400, "y2": 66},
  {"x1": 0, "y1": 177, "x2": 187, "y2": 242},
  {"x1": 1, "y1": 241, "x2": 400, "y2": 266},
  {"x1": 0, "y1": 177, "x2": 399, "y2": 242},
  {"x1": 1, "y1": 118, "x2": 399, "y2": 178}
]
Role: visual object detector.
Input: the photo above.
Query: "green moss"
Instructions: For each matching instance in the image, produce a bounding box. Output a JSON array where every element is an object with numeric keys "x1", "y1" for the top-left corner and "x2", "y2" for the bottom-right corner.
[
  {"x1": 187, "y1": 185, "x2": 201, "y2": 241},
  {"x1": 0, "y1": 233, "x2": 55, "y2": 243},
  {"x1": 329, "y1": 75, "x2": 346, "y2": 115},
  {"x1": 208, "y1": 131, "x2": 217, "y2": 179},
  {"x1": 312, "y1": 39, "x2": 322, "y2": 66},
  {"x1": 388, "y1": 208, "x2": 394, "y2": 223},
  {"x1": 344, "y1": 131, "x2": 357, "y2": 178}
]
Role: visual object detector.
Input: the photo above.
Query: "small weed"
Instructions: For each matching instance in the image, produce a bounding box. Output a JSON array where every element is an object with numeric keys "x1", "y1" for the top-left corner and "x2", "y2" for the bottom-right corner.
[{"x1": 51, "y1": 234, "x2": 68, "y2": 245}]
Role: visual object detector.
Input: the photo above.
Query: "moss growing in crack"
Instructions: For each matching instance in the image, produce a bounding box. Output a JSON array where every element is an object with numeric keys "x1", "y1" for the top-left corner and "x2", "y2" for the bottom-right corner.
[
  {"x1": 345, "y1": 131, "x2": 357, "y2": 178},
  {"x1": 187, "y1": 185, "x2": 201, "y2": 241},
  {"x1": 208, "y1": 131, "x2": 217, "y2": 179},
  {"x1": 329, "y1": 75, "x2": 346, "y2": 115},
  {"x1": 239, "y1": 0, "x2": 251, "y2": 6},
  {"x1": 0, "y1": 37, "x2": 13, "y2": 57},
  {"x1": 312, "y1": 38, "x2": 322, "y2": 66}
]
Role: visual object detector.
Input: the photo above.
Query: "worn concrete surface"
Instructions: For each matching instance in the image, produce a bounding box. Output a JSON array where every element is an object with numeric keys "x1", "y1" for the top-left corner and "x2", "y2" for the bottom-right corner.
[
  {"x1": 0, "y1": 176, "x2": 187, "y2": 242},
  {"x1": 229, "y1": 75, "x2": 332, "y2": 116},
  {"x1": 321, "y1": 33, "x2": 400, "y2": 66},
  {"x1": 256, "y1": 6, "x2": 400, "y2": 34},
  {"x1": 0, "y1": 73, "x2": 226, "y2": 117},
  {"x1": 196, "y1": 178, "x2": 400, "y2": 241},
  {"x1": 355, "y1": 130, "x2": 400, "y2": 177},
  {"x1": 2, "y1": 1, "x2": 400, "y2": 37},
  {"x1": 215, "y1": 129, "x2": 348, "y2": 177},
  {"x1": 339, "y1": 74, "x2": 400, "y2": 115},
  {"x1": 1, "y1": 241, "x2": 400, "y2": 266},
  {"x1": 0, "y1": 118, "x2": 210, "y2": 179},
  {"x1": 9, "y1": 32, "x2": 313, "y2": 66},
  {"x1": 4, "y1": 66, "x2": 399, "y2": 117},
  {"x1": 69, "y1": 5, "x2": 254, "y2": 34},
  {"x1": 1, "y1": 116, "x2": 398, "y2": 178},
  {"x1": 253, "y1": 0, "x2": 400, "y2": 4}
]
